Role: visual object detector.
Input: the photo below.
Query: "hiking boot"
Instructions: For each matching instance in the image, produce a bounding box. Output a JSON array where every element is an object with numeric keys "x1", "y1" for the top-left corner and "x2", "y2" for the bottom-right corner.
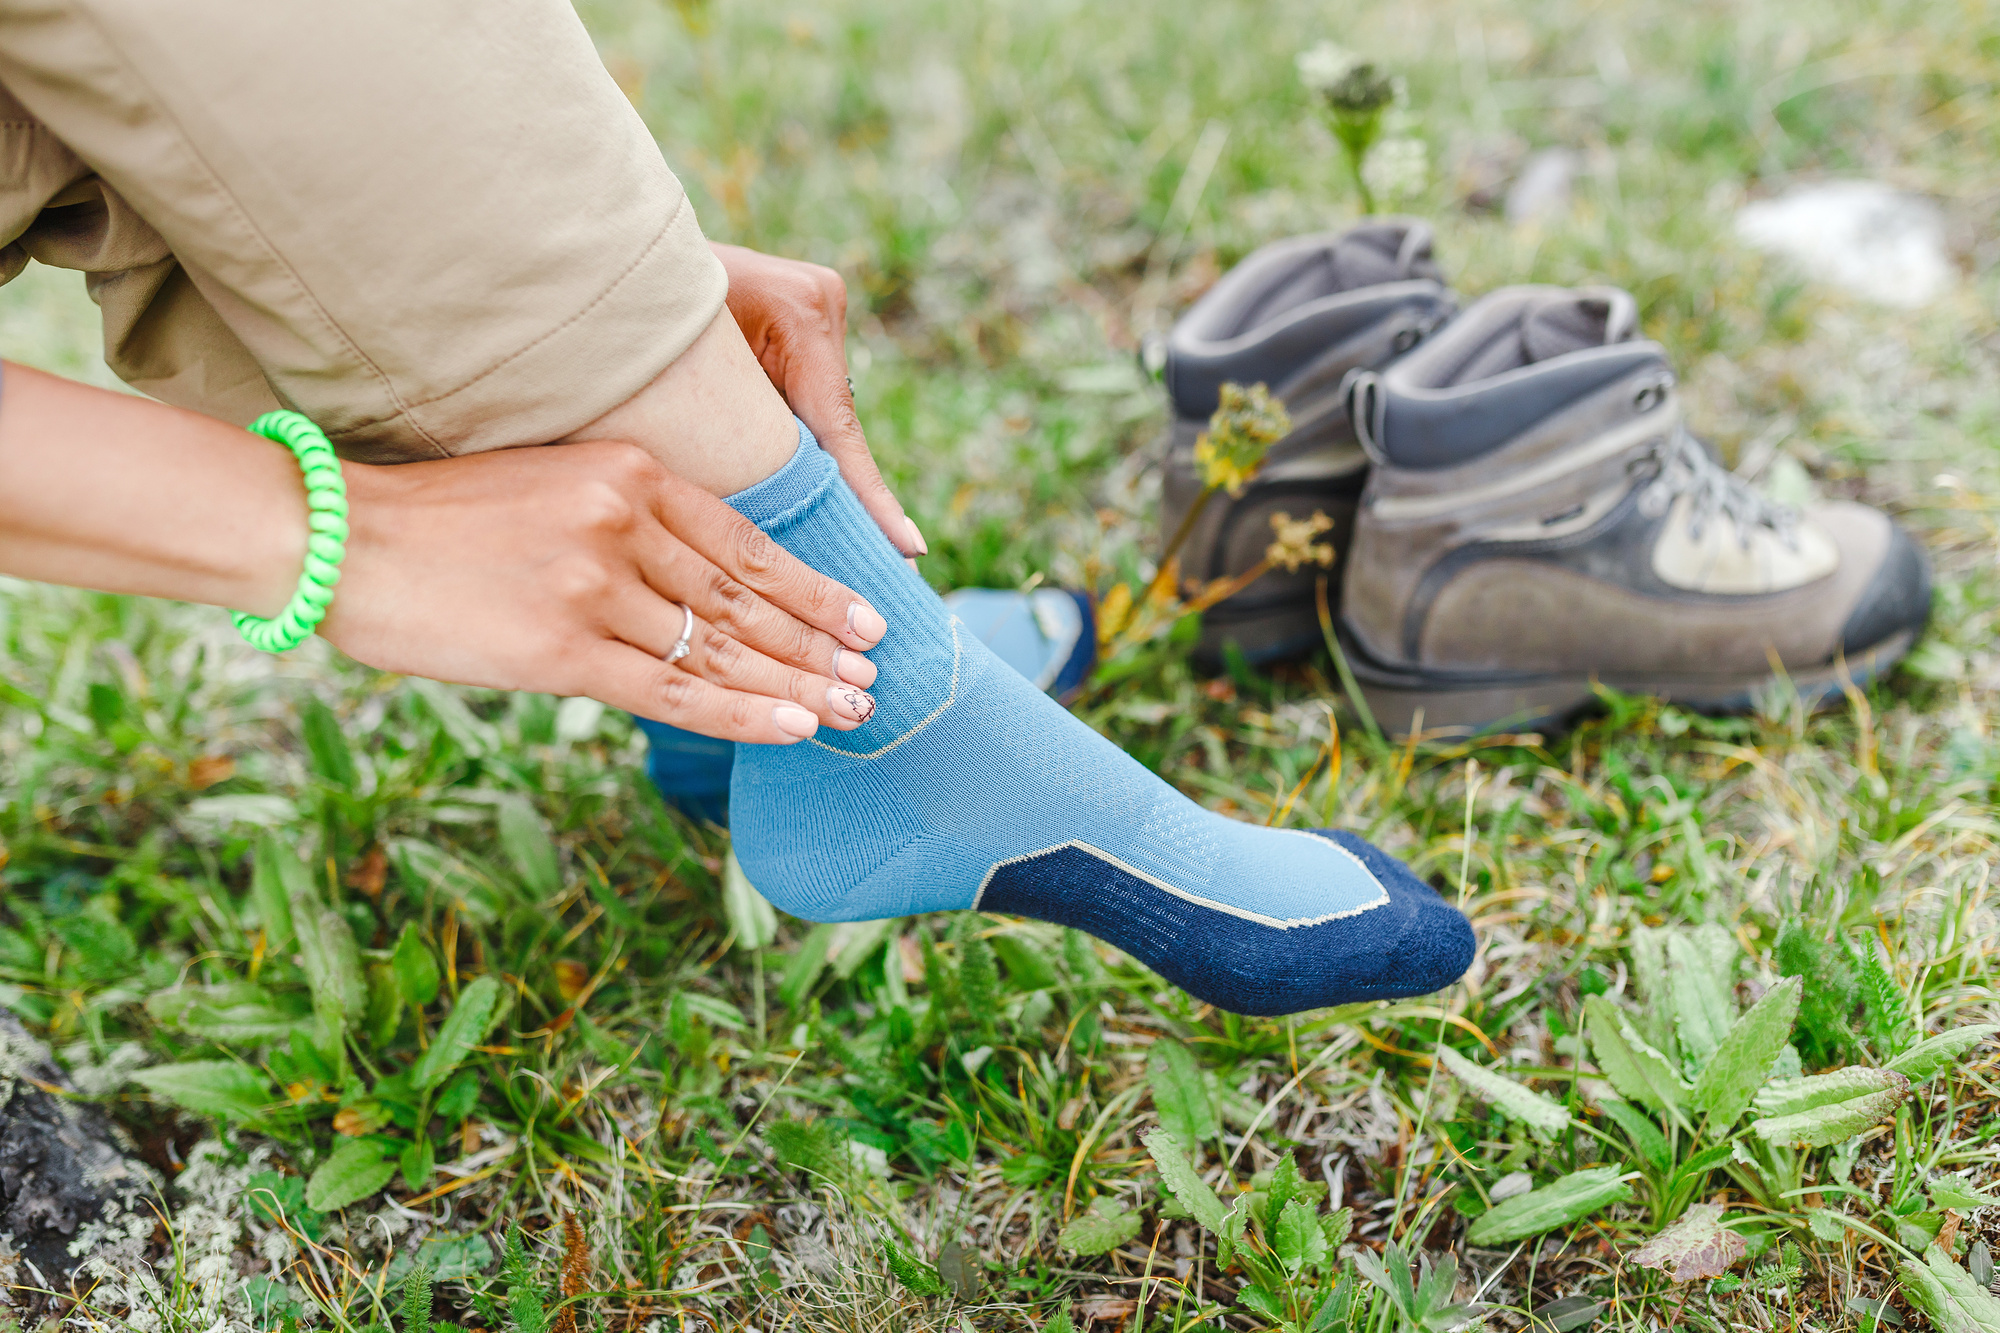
[
  {"x1": 1158, "y1": 219, "x2": 1457, "y2": 669},
  {"x1": 1338, "y1": 285, "x2": 1932, "y2": 735}
]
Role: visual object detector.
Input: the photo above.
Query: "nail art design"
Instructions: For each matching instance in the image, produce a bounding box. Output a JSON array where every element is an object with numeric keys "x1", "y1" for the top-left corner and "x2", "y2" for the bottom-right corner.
[{"x1": 830, "y1": 686, "x2": 877, "y2": 725}]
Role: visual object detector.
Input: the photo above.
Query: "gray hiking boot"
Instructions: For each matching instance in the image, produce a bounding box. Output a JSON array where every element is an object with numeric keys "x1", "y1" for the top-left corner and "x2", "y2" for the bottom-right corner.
[
  {"x1": 1339, "y1": 285, "x2": 1932, "y2": 735},
  {"x1": 1159, "y1": 219, "x2": 1457, "y2": 668}
]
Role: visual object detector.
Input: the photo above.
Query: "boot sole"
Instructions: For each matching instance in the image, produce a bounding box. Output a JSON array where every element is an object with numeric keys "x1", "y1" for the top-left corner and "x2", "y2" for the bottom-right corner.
[{"x1": 1339, "y1": 627, "x2": 1921, "y2": 738}]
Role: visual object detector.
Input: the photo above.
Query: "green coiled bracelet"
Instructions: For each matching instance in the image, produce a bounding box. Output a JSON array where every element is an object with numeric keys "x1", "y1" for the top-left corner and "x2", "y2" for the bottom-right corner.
[{"x1": 232, "y1": 410, "x2": 347, "y2": 653}]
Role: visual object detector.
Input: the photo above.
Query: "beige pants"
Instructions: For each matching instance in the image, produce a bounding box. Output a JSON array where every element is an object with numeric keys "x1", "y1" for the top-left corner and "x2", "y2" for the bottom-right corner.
[{"x1": 0, "y1": 0, "x2": 726, "y2": 463}]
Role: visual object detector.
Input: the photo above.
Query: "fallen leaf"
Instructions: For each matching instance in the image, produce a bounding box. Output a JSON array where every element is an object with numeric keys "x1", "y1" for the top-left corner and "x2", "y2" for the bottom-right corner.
[
  {"x1": 1073, "y1": 1296, "x2": 1136, "y2": 1324},
  {"x1": 346, "y1": 844, "x2": 387, "y2": 899},
  {"x1": 1628, "y1": 1203, "x2": 1748, "y2": 1283},
  {"x1": 187, "y1": 755, "x2": 236, "y2": 790},
  {"x1": 554, "y1": 959, "x2": 591, "y2": 1002},
  {"x1": 332, "y1": 1107, "x2": 373, "y2": 1137}
]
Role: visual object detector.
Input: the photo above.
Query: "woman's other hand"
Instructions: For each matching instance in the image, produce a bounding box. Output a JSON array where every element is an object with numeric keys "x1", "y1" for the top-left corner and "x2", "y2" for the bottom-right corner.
[
  {"x1": 321, "y1": 439, "x2": 884, "y2": 743},
  {"x1": 712, "y1": 242, "x2": 925, "y2": 561}
]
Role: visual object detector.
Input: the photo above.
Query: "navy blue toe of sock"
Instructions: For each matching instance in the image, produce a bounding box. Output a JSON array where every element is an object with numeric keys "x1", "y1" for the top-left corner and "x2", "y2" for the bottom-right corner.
[{"x1": 979, "y1": 827, "x2": 1474, "y2": 1017}]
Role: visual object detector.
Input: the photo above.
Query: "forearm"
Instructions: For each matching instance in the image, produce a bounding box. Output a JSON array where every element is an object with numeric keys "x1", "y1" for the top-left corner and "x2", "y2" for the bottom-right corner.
[{"x1": 0, "y1": 362, "x2": 307, "y2": 618}]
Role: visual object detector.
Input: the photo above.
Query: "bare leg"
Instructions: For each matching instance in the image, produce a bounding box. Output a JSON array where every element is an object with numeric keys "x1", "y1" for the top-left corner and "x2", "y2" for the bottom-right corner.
[{"x1": 559, "y1": 308, "x2": 800, "y2": 496}]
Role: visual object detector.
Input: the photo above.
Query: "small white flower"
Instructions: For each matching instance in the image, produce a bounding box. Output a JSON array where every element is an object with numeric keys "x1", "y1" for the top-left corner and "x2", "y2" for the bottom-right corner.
[
  {"x1": 1363, "y1": 136, "x2": 1429, "y2": 203},
  {"x1": 1295, "y1": 40, "x2": 1360, "y2": 92}
]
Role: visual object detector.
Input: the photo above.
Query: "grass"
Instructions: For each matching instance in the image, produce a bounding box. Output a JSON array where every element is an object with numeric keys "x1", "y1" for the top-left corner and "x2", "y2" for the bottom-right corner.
[{"x1": 1, "y1": 0, "x2": 1997, "y2": 1329}]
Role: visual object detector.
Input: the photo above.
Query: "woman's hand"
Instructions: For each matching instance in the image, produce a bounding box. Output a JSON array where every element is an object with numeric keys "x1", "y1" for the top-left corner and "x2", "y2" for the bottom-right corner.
[
  {"x1": 712, "y1": 242, "x2": 926, "y2": 560},
  {"x1": 323, "y1": 439, "x2": 884, "y2": 743}
]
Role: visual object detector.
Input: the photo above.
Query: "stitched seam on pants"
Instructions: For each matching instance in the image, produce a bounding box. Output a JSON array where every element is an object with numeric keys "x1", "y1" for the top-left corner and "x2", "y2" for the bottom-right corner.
[
  {"x1": 67, "y1": 0, "x2": 452, "y2": 458},
  {"x1": 387, "y1": 192, "x2": 698, "y2": 419}
]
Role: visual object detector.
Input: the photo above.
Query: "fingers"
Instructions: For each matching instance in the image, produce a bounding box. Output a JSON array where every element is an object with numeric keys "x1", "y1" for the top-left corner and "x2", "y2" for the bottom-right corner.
[
  {"x1": 581, "y1": 639, "x2": 822, "y2": 744},
  {"x1": 611, "y1": 589, "x2": 875, "y2": 730},
  {"x1": 713, "y1": 244, "x2": 917, "y2": 553},
  {"x1": 648, "y1": 472, "x2": 889, "y2": 654}
]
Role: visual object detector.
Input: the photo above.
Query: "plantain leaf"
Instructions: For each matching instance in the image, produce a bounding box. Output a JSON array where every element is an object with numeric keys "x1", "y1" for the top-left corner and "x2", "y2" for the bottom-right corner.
[
  {"x1": 147, "y1": 983, "x2": 312, "y2": 1042},
  {"x1": 1755, "y1": 1066, "x2": 1908, "y2": 1118},
  {"x1": 1437, "y1": 1046, "x2": 1570, "y2": 1140},
  {"x1": 1627, "y1": 926, "x2": 1679, "y2": 1060},
  {"x1": 1596, "y1": 1099, "x2": 1670, "y2": 1173},
  {"x1": 409, "y1": 975, "x2": 504, "y2": 1092},
  {"x1": 1465, "y1": 1168, "x2": 1633, "y2": 1246},
  {"x1": 1148, "y1": 1039, "x2": 1219, "y2": 1148},
  {"x1": 392, "y1": 921, "x2": 441, "y2": 1007},
  {"x1": 1058, "y1": 1200, "x2": 1141, "y2": 1257},
  {"x1": 298, "y1": 695, "x2": 358, "y2": 790},
  {"x1": 306, "y1": 1138, "x2": 398, "y2": 1212},
  {"x1": 1141, "y1": 1127, "x2": 1226, "y2": 1234},
  {"x1": 496, "y1": 795, "x2": 560, "y2": 898},
  {"x1": 722, "y1": 852, "x2": 777, "y2": 952},
  {"x1": 1753, "y1": 1068, "x2": 1909, "y2": 1148},
  {"x1": 1586, "y1": 996, "x2": 1691, "y2": 1116},
  {"x1": 1665, "y1": 926, "x2": 1737, "y2": 1073},
  {"x1": 132, "y1": 1060, "x2": 274, "y2": 1124},
  {"x1": 1692, "y1": 976, "x2": 1802, "y2": 1130},
  {"x1": 251, "y1": 835, "x2": 306, "y2": 957},
  {"x1": 291, "y1": 889, "x2": 366, "y2": 1028},
  {"x1": 1887, "y1": 1025, "x2": 2000, "y2": 1084}
]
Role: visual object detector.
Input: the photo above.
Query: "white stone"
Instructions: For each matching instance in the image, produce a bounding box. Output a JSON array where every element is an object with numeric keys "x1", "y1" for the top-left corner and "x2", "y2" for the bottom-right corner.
[{"x1": 1734, "y1": 180, "x2": 1952, "y2": 308}]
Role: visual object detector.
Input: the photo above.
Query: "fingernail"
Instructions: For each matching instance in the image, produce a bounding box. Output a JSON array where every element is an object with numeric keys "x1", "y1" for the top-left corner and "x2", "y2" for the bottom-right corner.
[
  {"x1": 827, "y1": 685, "x2": 877, "y2": 724},
  {"x1": 848, "y1": 602, "x2": 887, "y2": 645},
  {"x1": 773, "y1": 704, "x2": 818, "y2": 738},
  {"x1": 903, "y1": 517, "x2": 929, "y2": 556},
  {"x1": 832, "y1": 647, "x2": 878, "y2": 689}
]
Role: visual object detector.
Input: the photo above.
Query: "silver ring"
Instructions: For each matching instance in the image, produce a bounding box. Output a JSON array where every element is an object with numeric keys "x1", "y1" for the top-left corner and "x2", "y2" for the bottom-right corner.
[{"x1": 666, "y1": 603, "x2": 694, "y2": 664}]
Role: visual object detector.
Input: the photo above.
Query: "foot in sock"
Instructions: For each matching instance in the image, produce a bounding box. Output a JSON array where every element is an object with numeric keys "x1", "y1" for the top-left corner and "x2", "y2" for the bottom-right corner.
[{"x1": 724, "y1": 422, "x2": 1474, "y2": 1016}]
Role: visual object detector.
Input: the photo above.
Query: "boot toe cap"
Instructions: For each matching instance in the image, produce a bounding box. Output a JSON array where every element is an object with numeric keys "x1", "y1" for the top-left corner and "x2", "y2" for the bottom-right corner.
[{"x1": 1839, "y1": 519, "x2": 1932, "y2": 657}]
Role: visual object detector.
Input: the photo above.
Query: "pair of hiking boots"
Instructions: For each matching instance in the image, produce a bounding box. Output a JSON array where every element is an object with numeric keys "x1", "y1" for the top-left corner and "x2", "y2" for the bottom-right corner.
[{"x1": 1160, "y1": 220, "x2": 1931, "y2": 735}]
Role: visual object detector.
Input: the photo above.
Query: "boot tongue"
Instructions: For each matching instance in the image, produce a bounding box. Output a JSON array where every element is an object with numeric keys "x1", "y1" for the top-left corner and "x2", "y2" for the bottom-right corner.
[
  {"x1": 1325, "y1": 220, "x2": 1442, "y2": 289},
  {"x1": 1519, "y1": 287, "x2": 1638, "y2": 363}
]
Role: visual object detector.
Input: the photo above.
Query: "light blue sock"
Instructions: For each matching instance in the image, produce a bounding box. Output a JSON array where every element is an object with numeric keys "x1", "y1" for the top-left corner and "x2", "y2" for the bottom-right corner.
[{"x1": 725, "y1": 423, "x2": 1473, "y2": 1015}]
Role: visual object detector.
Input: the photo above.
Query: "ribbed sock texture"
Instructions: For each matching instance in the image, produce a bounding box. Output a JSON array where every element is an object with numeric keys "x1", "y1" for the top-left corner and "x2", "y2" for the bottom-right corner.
[{"x1": 723, "y1": 422, "x2": 1474, "y2": 1014}]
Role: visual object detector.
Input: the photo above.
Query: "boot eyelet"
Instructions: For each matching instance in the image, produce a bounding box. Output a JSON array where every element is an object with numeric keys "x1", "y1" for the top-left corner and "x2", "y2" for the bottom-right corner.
[
  {"x1": 1392, "y1": 326, "x2": 1421, "y2": 352},
  {"x1": 1633, "y1": 374, "x2": 1675, "y2": 413}
]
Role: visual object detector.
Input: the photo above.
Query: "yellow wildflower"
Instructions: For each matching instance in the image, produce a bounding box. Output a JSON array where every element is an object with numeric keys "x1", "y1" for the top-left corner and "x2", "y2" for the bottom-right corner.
[
  {"x1": 1265, "y1": 510, "x2": 1337, "y2": 572},
  {"x1": 1193, "y1": 382, "x2": 1290, "y2": 496}
]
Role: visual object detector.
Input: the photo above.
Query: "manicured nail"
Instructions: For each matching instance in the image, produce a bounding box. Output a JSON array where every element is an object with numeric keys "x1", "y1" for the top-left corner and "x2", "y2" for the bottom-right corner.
[
  {"x1": 773, "y1": 704, "x2": 818, "y2": 738},
  {"x1": 903, "y1": 517, "x2": 929, "y2": 557},
  {"x1": 832, "y1": 647, "x2": 878, "y2": 689},
  {"x1": 848, "y1": 602, "x2": 887, "y2": 645},
  {"x1": 827, "y1": 685, "x2": 877, "y2": 724}
]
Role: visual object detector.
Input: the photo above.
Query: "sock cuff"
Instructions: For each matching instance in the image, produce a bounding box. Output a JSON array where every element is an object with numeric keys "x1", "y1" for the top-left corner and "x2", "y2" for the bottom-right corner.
[{"x1": 724, "y1": 420, "x2": 839, "y2": 527}]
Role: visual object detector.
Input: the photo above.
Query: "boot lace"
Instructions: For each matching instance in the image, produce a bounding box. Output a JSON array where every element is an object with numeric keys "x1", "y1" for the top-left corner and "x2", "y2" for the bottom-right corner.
[{"x1": 1634, "y1": 427, "x2": 1800, "y2": 551}]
